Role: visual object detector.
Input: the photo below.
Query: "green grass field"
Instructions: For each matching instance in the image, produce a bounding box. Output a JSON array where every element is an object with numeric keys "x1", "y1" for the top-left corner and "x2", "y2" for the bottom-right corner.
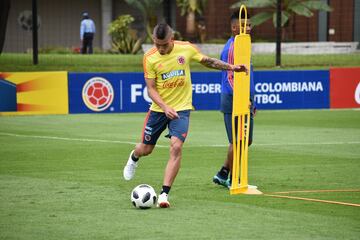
[
  {"x1": 0, "y1": 110, "x2": 359, "y2": 239},
  {"x1": 1, "y1": 53, "x2": 359, "y2": 72}
]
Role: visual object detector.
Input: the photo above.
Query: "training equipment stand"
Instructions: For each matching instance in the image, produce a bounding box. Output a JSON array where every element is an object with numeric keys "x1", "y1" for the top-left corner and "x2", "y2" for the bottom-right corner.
[{"x1": 230, "y1": 5, "x2": 262, "y2": 195}]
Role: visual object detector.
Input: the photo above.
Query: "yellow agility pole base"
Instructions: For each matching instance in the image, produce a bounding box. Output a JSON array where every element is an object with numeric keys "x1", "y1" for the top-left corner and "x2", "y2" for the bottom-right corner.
[{"x1": 230, "y1": 5, "x2": 262, "y2": 195}]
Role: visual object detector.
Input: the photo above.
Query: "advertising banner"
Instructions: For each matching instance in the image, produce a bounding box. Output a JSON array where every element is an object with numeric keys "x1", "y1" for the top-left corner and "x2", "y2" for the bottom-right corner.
[
  {"x1": 69, "y1": 70, "x2": 332, "y2": 113},
  {"x1": 0, "y1": 72, "x2": 68, "y2": 115},
  {"x1": 330, "y1": 67, "x2": 360, "y2": 109},
  {"x1": 68, "y1": 72, "x2": 222, "y2": 113},
  {"x1": 3, "y1": 68, "x2": 358, "y2": 116},
  {"x1": 253, "y1": 70, "x2": 330, "y2": 110}
]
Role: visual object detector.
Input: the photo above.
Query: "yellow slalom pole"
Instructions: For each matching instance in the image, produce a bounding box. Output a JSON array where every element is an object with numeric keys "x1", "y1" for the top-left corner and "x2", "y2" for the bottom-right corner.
[
  {"x1": 230, "y1": 5, "x2": 262, "y2": 195},
  {"x1": 239, "y1": 114, "x2": 249, "y2": 188},
  {"x1": 231, "y1": 116, "x2": 239, "y2": 187}
]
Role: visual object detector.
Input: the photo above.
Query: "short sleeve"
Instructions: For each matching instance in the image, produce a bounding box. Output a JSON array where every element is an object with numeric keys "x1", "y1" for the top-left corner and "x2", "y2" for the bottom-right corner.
[
  {"x1": 143, "y1": 55, "x2": 156, "y2": 79},
  {"x1": 189, "y1": 43, "x2": 205, "y2": 63}
]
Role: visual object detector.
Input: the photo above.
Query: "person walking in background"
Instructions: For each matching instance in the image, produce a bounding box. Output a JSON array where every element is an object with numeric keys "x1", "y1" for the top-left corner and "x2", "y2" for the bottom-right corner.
[
  {"x1": 123, "y1": 23, "x2": 248, "y2": 208},
  {"x1": 80, "y1": 12, "x2": 95, "y2": 54},
  {"x1": 213, "y1": 10, "x2": 256, "y2": 188}
]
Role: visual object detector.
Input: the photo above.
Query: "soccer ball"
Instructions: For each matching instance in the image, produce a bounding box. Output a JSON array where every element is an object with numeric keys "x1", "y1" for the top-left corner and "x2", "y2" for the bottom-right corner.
[{"x1": 131, "y1": 184, "x2": 157, "y2": 209}]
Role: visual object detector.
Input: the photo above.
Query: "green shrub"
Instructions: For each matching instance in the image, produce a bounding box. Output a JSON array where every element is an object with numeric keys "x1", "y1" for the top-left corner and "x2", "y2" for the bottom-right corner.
[{"x1": 108, "y1": 15, "x2": 144, "y2": 54}]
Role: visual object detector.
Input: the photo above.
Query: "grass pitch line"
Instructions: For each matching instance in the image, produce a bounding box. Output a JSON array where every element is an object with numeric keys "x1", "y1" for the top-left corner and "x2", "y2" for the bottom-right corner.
[
  {"x1": 271, "y1": 189, "x2": 360, "y2": 194},
  {"x1": 264, "y1": 194, "x2": 360, "y2": 207},
  {"x1": 0, "y1": 132, "x2": 167, "y2": 148},
  {"x1": 1, "y1": 132, "x2": 359, "y2": 148}
]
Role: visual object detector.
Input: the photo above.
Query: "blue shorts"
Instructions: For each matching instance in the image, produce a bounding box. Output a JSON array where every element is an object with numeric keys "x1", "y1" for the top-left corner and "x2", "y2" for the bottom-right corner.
[
  {"x1": 224, "y1": 113, "x2": 253, "y2": 145},
  {"x1": 221, "y1": 93, "x2": 255, "y2": 145},
  {"x1": 141, "y1": 110, "x2": 190, "y2": 145}
]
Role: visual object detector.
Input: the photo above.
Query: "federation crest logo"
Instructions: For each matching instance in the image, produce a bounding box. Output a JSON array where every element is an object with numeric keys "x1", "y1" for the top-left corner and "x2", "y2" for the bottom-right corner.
[
  {"x1": 82, "y1": 77, "x2": 114, "y2": 112},
  {"x1": 177, "y1": 56, "x2": 185, "y2": 65},
  {"x1": 144, "y1": 135, "x2": 151, "y2": 141}
]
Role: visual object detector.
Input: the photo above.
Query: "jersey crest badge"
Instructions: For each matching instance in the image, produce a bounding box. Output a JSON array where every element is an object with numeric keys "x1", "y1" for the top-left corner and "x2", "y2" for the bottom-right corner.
[{"x1": 177, "y1": 56, "x2": 185, "y2": 65}]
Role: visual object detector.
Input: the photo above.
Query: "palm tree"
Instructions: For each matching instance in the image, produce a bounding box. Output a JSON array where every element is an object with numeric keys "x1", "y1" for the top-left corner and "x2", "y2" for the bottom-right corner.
[
  {"x1": 125, "y1": 0, "x2": 163, "y2": 39},
  {"x1": 176, "y1": 0, "x2": 207, "y2": 40},
  {"x1": 231, "y1": 0, "x2": 332, "y2": 40}
]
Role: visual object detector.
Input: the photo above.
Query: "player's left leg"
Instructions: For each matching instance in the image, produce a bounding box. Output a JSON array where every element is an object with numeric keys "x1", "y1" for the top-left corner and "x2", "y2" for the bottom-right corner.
[
  {"x1": 158, "y1": 136, "x2": 183, "y2": 208},
  {"x1": 226, "y1": 113, "x2": 254, "y2": 188},
  {"x1": 158, "y1": 110, "x2": 190, "y2": 208},
  {"x1": 213, "y1": 113, "x2": 233, "y2": 188},
  {"x1": 213, "y1": 143, "x2": 233, "y2": 187},
  {"x1": 163, "y1": 136, "x2": 184, "y2": 186}
]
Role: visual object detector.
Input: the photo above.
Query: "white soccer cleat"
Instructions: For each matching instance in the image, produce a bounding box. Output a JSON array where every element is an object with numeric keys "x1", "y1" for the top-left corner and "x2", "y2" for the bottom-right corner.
[
  {"x1": 157, "y1": 193, "x2": 170, "y2": 208},
  {"x1": 123, "y1": 150, "x2": 138, "y2": 181}
]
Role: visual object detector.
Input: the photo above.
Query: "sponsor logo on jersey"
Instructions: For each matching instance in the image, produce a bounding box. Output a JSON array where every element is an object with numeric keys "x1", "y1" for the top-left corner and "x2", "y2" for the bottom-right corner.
[
  {"x1": 161, "y1": 70, "x2": 185, "y2": 80},
  {"x1": 162, "y1": 79, "x2": 185, "y2": 89}
]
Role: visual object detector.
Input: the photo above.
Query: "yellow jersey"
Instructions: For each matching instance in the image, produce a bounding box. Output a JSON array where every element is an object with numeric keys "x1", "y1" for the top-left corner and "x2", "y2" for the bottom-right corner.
[{"x1": 143, "y1": 41, "x2": 204, "y2": 112}]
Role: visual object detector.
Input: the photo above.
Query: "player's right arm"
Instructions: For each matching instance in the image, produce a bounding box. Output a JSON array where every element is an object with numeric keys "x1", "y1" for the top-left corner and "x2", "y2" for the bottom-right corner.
[
  {"x1": 187, "y1": 42, "x2": 248, "y2": 74},
  {"x1": 200, "y1": 56, "x2": 248, "y2": 74},
  {"x1": 145, "y1": 77, "x2": 179, "y2": 119}
]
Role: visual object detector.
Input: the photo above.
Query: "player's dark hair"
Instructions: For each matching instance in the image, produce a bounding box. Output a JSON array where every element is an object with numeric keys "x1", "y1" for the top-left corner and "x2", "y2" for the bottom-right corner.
[
  {"x1": 154, "y1": 23, "x2": 170, "y2": 40},
  {"x1": 231, "y1": 10, "x2": 250, "y2": 22}
]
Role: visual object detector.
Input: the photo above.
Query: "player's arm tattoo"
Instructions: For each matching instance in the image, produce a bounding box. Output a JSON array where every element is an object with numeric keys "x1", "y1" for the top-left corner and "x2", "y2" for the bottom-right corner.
[{"x1": 200, "y1": 56, "x2": 233, "y2": 71}]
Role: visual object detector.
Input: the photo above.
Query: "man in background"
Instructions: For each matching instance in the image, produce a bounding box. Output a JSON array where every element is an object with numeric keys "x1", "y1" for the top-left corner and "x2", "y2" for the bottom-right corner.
[
  {"x1": 80, "y1": 12, "x2": 96, "y2": 54},
  {"x1": 213, "y1": 10, "x2": 256, "y2": 188}
]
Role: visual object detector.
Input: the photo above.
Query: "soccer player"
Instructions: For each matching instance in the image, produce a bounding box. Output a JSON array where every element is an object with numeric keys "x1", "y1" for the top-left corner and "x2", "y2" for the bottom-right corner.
[
  {"x1": 212, "y1": 10, "x2": 256, "y2": 188},
  {"x1": 123, "y1": 23, "x2": 248, "y2": 208}
]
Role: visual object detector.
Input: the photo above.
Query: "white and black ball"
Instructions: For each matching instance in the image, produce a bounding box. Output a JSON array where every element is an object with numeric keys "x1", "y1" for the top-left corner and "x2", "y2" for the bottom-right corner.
[{"x1": 131, "y1": 184, "x2": 157, "y2": 209}]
